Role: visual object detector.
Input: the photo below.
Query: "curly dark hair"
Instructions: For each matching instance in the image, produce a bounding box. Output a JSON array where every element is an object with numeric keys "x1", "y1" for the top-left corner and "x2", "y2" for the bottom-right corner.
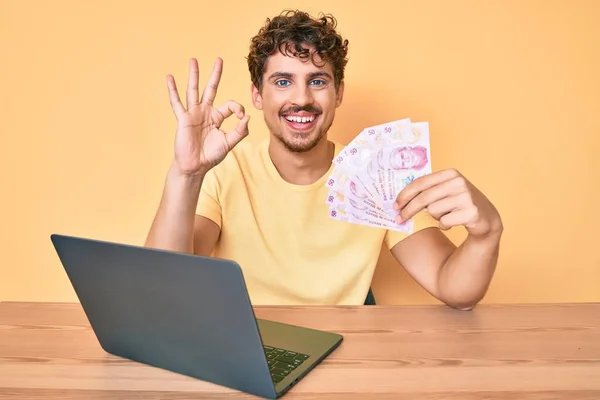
[{"x1": 247, "y1": 10, "x2": 349, "y2": 91}]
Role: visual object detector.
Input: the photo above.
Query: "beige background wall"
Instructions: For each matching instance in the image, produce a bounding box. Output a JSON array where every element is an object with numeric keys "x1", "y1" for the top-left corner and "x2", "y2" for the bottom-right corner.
[{"x1": 1, "y1": 0, "x2": 598, "y2": 304}]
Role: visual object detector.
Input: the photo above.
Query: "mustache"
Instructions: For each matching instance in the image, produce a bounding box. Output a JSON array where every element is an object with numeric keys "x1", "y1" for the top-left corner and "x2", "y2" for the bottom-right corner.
[{"x1": 280, "y1": 105, "x2": 322, "y2": 115}]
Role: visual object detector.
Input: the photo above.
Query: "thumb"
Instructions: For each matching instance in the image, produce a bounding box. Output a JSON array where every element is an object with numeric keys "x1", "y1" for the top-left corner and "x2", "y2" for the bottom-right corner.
[{"x1": 226, "y1": 115, "x2": 250, "y2": 149}]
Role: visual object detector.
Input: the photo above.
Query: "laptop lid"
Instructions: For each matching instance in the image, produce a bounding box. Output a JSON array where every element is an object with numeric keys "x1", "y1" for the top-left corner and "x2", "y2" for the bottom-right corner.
[{"x1": 50, "y1": 233, "x2": 278, "y2": 399}]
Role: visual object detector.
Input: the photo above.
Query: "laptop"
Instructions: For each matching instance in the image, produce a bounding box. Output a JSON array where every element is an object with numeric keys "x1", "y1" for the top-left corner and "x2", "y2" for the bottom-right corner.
[{"x1": 50, "y1": 234, "x2": 343, "y2": 399}]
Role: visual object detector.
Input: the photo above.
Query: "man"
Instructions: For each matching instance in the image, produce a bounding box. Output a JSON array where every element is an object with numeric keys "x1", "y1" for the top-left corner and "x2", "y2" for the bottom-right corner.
[{"x1": 145, "y1": 10, "x2": 503, "y2": 309}]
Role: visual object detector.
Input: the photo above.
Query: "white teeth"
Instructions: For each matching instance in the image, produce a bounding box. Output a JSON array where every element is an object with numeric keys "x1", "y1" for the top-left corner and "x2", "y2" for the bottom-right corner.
[{"x1": 285, "y1": 115, "x2": 315, "y2": 123}]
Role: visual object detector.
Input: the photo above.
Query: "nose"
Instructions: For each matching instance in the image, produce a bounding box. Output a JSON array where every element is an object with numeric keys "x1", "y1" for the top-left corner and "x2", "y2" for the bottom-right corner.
[{"x1": 291, "y1": 83, "x2": 314, "y2": 106}]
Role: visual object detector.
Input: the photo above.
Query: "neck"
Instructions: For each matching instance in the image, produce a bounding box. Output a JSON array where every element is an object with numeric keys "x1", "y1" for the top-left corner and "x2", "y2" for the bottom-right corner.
[{"x1": 268, "y1": 137, "x2": 334, "y2": 185}]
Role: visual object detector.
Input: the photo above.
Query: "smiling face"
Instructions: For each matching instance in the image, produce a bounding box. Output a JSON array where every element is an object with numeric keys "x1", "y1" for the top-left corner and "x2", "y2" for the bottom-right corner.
[{"x1": 251, "y1": 45, "x2": 344, "y2": 153}]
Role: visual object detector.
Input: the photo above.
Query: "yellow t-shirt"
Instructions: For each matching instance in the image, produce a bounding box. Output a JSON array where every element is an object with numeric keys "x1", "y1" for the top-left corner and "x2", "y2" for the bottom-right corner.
[{"x1": 196, "y1": 138, "x2": 438, "y2": 305}]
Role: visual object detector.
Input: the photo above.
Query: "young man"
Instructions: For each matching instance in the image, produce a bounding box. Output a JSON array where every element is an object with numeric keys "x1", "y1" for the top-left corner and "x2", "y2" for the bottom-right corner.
[{"x1": 145, "y1": 10, "x2": 504, "y2": 309}]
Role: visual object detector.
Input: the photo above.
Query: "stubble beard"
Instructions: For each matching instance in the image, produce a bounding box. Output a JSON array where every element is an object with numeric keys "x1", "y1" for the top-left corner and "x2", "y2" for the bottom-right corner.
[{"x1": 269, "y1": 117, "x2": 334, "y2": 154}]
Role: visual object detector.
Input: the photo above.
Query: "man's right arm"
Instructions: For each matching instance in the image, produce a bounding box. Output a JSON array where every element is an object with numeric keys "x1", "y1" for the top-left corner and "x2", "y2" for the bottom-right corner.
[
  {"x1": 145, "y1": 160, "x2": 220, "y2": 257},
  {"x1": 145, "y1": 56, "x2": 247, "y2": 256}
]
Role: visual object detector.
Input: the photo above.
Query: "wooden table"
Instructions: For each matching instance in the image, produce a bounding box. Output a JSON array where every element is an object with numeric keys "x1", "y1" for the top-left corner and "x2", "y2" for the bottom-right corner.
[{"x1": 1, "y1": 302, "x2": 599, "y2": 399}]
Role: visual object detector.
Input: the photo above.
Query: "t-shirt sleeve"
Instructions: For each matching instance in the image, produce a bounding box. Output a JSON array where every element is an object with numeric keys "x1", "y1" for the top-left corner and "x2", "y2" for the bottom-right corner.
[
  {"x1": 383, "y1": 210, "x2": 439, "y2": 250},
  {"x1": 195, "y1": 168, "x2": 222, "y2": 228}
]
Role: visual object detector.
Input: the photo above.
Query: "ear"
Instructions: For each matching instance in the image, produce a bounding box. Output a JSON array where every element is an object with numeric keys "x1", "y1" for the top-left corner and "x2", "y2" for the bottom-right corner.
[
  {"x1": 335, "y1": 80, "x2": 345, "y2": 108},
  {"x1": 251, "y1": 82, "x2": 263, "y2": 110}
]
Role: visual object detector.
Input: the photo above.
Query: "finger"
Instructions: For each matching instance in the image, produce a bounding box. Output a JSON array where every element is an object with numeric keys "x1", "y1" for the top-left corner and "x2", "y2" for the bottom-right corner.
[
  {"x1": 438, "y1": 208, "x2": 474, "y2": 231},
  {"x1": 166, "y1": 74, "x2": 185, "y2": 117},
  {"x1": 225, "y1": 115, "x2": 251, "y2": 149},
  {"x1": 425, "y1": 192, "x2": 466, "y2": 220},
  {"x1": 216, "y1": 100, "x2": 246, "y2": 121},
  {"x1": 397, "y1": 176, "x2": 466, "y2": 222},
  {"x1": 200, "y1": 57, "x2": 223, "y2": 105},
  {"x1": 394, "y1": 168, "x2": 461, "y2": 210},
  {"x1": 186, "y1": 58, "x2": 200, "y2": 109}
]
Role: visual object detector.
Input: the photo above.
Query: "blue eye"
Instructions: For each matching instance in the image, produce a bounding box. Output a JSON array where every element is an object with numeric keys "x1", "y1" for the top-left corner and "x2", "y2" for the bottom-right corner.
[
  {"x1": 310, "y1": 79, "x2": 326, "y2": 86},
  {"x1": 275, "y1": 79, "x2": 291, "y2": 87}
]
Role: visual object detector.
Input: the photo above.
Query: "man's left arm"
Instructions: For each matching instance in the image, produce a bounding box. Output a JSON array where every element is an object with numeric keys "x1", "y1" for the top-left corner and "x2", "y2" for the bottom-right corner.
[{"x1": 390, "y1": 168, "x2": 504, "y2": 311}]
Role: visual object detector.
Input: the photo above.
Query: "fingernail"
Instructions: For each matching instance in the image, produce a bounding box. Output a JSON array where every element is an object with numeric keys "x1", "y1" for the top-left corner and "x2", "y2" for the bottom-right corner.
[{"x1": 395, "y1": 215, "x2": 402, "y2": 224}]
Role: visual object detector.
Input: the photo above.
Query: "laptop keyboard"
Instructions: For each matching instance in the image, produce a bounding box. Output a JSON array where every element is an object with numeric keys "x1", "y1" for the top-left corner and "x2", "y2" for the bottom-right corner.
[{"x1": 263, "y1": 345, "x2": 309, "y2": 383}]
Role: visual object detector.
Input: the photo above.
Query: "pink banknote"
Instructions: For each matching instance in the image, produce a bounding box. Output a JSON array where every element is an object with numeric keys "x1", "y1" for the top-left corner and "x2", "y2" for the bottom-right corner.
[{"x1": 325, "y1": 118, "x2": 431, "y2": 233}]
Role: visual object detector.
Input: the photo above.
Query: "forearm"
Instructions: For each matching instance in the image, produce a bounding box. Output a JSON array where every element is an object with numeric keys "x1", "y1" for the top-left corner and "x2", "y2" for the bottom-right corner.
[
  {"x1": 437, "y1": 230, "x2": 502, "y2": 310},
  {"x1": 145, "y1": 161, "x2": 205, "y2": 254}
]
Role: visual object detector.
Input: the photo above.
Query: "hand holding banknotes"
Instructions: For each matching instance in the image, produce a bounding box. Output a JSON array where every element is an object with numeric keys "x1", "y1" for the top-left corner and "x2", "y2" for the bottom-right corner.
[
  {"x1": 325, "y1": 117, "x2": 502, "y2": 238},
  {"x1": 325, "y1": 118, "x2": 433, "y2": 233},
  {"x1": 167, "y1": 58, "x2": 250, "y2": 176},
  {"x1": 394, "y1": 168, "x2": 503, "y2": 238}
]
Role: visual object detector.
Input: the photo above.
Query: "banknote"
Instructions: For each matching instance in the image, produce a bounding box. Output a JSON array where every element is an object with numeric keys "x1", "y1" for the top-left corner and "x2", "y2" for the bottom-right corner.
[{"x1": 325, "y1": 118, "x2": 432, "y2": 233}]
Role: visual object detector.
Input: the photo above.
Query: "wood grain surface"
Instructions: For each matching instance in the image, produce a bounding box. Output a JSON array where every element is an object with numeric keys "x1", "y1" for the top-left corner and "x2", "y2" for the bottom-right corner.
[{"x1": 1, "y1": 302, "x2": 599, "y2": 399}]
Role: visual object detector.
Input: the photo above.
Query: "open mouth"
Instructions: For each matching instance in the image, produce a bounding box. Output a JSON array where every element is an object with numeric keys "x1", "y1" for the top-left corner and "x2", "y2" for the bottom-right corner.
[{"x1": 282, "y1": 113, "x2": 319, "y2": 132}]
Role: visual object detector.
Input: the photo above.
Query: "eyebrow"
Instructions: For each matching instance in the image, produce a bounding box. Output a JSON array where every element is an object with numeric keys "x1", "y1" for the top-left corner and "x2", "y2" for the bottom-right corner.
[{"x1": 268, "y1": 71, "x2": 333, "y2": 81}]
